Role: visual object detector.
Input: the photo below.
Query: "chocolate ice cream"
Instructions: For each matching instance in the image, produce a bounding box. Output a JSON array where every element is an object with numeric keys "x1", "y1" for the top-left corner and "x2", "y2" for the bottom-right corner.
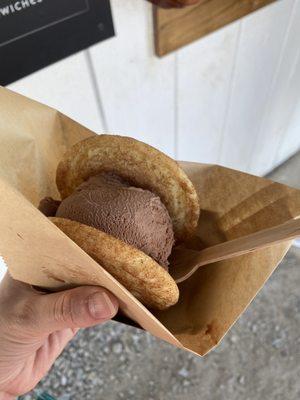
[
  {"x1": 40, "y1": 173, "x2": 175, "y2": 268},
  {"x1": 38, "y1": 197, "x2": 61, "y2": 217}
]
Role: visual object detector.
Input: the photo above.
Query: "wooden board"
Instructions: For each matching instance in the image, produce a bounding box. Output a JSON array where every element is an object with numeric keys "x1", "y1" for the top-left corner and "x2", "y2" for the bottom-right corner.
[{"x1": 154, "y1": 0, "x2": 277, "y2": 56}]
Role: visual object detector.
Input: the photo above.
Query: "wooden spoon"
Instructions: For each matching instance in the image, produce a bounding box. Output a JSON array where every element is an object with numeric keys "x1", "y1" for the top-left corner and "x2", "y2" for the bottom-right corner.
[{"x1": 170, "y1": 217, "x2": 300, "y2": 283}]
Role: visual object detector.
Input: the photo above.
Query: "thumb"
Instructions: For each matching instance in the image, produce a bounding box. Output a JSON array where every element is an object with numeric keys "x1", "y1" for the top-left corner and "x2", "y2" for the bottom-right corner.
[{"x1": 34, "y1": 286, "x2": 118, "y2": 333}]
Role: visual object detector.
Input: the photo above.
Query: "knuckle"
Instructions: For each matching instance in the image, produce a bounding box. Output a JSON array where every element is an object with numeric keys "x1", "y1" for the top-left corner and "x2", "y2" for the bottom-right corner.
[{"x1": 53, "y1": 293, "x2": 77, "y2": 326}]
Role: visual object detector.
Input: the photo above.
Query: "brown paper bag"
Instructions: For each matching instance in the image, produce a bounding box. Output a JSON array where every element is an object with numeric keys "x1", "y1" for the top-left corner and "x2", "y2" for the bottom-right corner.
[{"x1": 1, "y1": 86, "x2": 300, "y2": 356}]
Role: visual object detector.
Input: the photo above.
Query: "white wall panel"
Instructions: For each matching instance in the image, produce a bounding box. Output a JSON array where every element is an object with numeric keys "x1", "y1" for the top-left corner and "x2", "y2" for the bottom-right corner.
[
  {"x1": 8, "y1": 52, "x2": 103, "y2": 133},
  {"x1": 250, "y1": 0, "x2": 300, "y2": 175},
  {"x1": 176, "y1": 21, "x2": 240, "y2": 163},
  {"x1": 219, "y1": 0, "x2": 295, "y2": 173},
  {"x1": 89, "y1": 0, "x2": 176, "y2": 157},
  {"x1": 275, "y1": 98, "x2": 300, "y2": 167},
  {"x1": 0, "y1": 257, "x2": 7, "y2": 283}
]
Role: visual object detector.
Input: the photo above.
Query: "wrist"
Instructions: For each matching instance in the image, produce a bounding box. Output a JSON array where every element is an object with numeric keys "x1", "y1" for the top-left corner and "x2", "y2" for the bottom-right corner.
[{"x1": 0, "y1": 392, "x2": 15, "y2": 400}]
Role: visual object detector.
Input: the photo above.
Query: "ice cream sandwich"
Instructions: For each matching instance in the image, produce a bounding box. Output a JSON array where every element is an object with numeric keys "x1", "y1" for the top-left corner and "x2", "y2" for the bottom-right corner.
[{"x1": 39, "y1": 135, "x2": 200, "y2": 310}]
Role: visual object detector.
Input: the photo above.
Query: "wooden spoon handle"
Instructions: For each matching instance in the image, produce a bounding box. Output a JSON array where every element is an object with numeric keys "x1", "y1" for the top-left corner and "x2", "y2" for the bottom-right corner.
[{"x1": 171, "y1": 218, "x2": 300, "y2": 283}]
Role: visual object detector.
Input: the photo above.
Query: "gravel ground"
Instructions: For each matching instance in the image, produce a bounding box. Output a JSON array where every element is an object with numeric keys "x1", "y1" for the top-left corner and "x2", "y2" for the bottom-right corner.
[{"x1": 24, "y1": 153, "x2": 300, "y2": 400}]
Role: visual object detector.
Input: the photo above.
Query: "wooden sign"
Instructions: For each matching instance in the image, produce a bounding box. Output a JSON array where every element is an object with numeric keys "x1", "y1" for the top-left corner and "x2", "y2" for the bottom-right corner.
[{"x1": 154, "y1": 0, "x2": 277, "y2": 56}]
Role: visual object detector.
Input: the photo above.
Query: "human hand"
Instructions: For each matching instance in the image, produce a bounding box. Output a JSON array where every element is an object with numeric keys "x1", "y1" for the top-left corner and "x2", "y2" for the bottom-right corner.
[
  {"x1": 148, "y1": 0, "x2": 200, "y2": 8},
  {"x1": 0, "y1": 273, "x2": 118, "y2": 399}
]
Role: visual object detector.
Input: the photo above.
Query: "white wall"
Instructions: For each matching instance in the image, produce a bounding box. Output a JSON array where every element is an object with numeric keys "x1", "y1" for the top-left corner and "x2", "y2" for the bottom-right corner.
[
  {"x1": 8, "y1": 0, "x2": 300, "y2": 176},
  {"x1": 0, "y1": 258, "x2": 6, "y2": 282}
]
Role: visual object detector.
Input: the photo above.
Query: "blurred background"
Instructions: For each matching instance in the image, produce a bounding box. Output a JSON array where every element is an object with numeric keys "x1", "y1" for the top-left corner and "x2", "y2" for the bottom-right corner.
[{"x1": 1, "y1": 0, "x2": 300, "y2": 398}]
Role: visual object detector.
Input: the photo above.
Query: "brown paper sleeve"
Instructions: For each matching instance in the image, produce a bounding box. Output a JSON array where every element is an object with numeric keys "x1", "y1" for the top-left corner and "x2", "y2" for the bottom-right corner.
[{"x1": 1, "y1": 86, "x2": 300, "y2": 356}]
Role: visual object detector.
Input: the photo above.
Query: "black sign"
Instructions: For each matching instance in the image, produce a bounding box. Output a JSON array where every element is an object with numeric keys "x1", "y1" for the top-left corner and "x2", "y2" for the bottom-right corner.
[{"x1": 0, "y1": 0, "x2": 114, "y2": 85}]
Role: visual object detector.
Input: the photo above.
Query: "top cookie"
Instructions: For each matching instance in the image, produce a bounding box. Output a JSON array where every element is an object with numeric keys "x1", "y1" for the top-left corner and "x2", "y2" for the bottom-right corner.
[{"x1": 56, "y1": 135, "x2": 200, "y2": 241}]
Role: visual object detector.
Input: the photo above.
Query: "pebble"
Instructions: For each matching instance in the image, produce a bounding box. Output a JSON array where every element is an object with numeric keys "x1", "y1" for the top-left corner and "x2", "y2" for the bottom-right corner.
[
  {"x1": 230, "y1": 335, "x2": 239, "y2": 343},
  {"x1": 103, "y1": 346, "x2": 110, "y2": 354},
  {"x1": 112, "y1": 342, "x2": 123, "y2": 354},
  {"x1": 60, "y1": 395, "x2": 71, "y2": 400},
  {"x1": 61, "y1": 375, "x2": 67, "y2": 386},
  {"x1": 272, "y1": 338, "x2": 283, "y2": 349},
  {"x1": 178, "y1": 367, "x2": 189, "y2": 378}
]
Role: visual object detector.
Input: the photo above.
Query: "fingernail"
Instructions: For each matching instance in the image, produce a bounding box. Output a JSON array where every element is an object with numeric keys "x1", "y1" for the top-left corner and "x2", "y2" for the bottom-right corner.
[{"x1": 88, "y1": 291, "x2": 117, "y2": 320}]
